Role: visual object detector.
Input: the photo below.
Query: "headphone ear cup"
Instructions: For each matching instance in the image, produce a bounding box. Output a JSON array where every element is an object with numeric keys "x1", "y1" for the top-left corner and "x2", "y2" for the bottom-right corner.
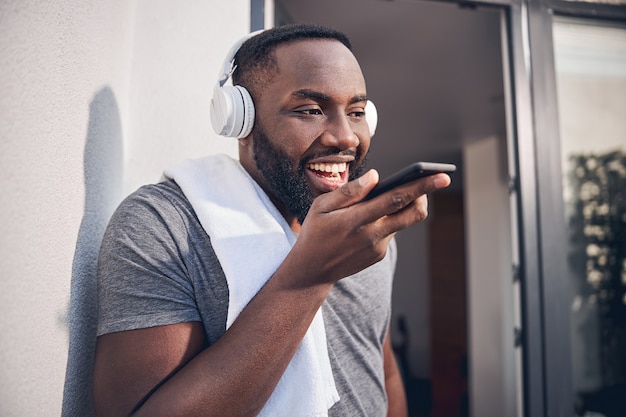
[
  {"x1": 210, "y1": 85, "x2": 255, "y2": 138},
  {"x1": 210, "y1": 85, "x2": 229, "y2": 136},
  {"x1": 365, "y1": 100, "x2": 378, "y2": 137},
  {"x1": 236, "y1": 85, "x2": 255, "y2": 139}
]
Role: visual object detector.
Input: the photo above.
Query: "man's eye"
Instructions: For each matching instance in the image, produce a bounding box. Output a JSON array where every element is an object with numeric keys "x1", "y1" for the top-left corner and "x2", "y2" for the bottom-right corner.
[
  {"x1": 349, "y1": 110, "x2": 366, "y2": 118},
  {"x1": 296, "y1": 108, "x2": 323, "y2": 115}
]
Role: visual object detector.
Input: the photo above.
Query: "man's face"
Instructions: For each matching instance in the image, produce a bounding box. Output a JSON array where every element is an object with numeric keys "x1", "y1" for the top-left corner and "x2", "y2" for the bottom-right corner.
[
  {"x1": 240, "y1": 39, "x2": 372, "y2": 224},
  {"x1": 252, "y1": 121, "x2": 368, "y2": 224}
]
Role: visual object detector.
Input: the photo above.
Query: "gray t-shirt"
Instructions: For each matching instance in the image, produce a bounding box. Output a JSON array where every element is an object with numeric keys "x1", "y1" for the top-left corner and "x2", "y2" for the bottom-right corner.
[{"x1": 97, "y1": 179, "x2": 397, "y2": 416}]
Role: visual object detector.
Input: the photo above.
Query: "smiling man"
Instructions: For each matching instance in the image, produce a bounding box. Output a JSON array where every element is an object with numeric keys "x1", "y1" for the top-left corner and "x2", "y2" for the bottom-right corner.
[
  {"x1": 93, "y1": 24, "x2": 450, "y2": 417},
  {"x1": 240, "y1": 36, "x2": 372, "y2": 227}
]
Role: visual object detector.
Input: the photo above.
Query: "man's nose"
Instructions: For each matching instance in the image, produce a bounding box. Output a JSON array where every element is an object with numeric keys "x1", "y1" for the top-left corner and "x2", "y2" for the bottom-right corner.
[{"x1": 320, "y1": 113, "x2": 360, "y2": 150}]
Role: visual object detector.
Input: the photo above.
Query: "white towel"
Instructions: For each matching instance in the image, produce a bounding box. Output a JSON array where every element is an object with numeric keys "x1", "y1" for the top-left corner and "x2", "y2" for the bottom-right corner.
[{"x1": 164, "y1": 154, "x2": 339, "y2": 417}]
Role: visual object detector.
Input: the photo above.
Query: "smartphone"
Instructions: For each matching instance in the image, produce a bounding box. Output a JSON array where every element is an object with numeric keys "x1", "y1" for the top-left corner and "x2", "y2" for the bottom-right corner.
[{"x1": 365, "y1": 162, "x2": 457, "y2": 200}]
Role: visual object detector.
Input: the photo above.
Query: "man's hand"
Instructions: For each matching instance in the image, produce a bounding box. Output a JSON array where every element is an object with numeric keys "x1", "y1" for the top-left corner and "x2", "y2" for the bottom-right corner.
[{"x1": 293, "y1": 169, "x2": 451, "y2": 284}]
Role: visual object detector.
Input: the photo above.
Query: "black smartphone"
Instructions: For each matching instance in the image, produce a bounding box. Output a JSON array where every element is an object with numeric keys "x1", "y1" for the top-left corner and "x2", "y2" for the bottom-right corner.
[{"x1": 365, "y1": 162, "x2": 457, "y2": 200}]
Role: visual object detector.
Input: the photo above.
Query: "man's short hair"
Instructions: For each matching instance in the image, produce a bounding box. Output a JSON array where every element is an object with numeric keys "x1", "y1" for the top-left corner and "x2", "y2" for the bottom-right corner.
[{"x1": 232, "y1": 24, "x2": 352, "y2": 96}]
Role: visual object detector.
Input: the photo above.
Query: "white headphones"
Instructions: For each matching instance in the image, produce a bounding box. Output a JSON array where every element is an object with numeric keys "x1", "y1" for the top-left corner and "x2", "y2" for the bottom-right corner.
[{"x1": 210, "y1": 30, "x2": 378, "y2": 139}]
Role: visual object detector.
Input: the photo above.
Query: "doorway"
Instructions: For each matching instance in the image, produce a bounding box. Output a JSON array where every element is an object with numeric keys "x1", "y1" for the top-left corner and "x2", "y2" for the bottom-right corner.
[{"x1": 273, "y1": 1, "x2": 517, "y2": 416}]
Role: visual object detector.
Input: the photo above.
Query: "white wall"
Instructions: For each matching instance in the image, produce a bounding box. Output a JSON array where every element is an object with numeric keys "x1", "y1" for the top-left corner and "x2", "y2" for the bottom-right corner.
[
  {"x1": 464, "y1": 135, "x2": 519, "y2": 417},
  {"x1": 0, "y1": 1, "x2": 249, "y2": 415}
]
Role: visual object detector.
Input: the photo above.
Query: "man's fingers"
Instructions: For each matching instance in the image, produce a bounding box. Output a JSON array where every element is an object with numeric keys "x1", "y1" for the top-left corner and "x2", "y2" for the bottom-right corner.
[
  {"x1": 379, "y1": 195, "x2": 429, "y2": 235},
  {"x1": 316, "y1": 169, "x2": 379, "y2": 212},
  {"x1": 359, "y1": 172, "x2": 451, "y2": 221},
  {"x1": 431, "y1": 173, "x2": 452, "y2": 190},
  {"x1": 312, "y1": 170, "x2": 451, "y2": 229}
]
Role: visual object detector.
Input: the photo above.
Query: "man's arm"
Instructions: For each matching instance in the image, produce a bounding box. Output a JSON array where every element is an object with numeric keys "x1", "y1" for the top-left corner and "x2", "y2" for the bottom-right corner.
[
  {"x1": 93, "y1": 322, "x2": 207, "y2": 417},
  {"x1": 383, "y1": 329, "x2": 409, "y2": 417},
  {"x1": 93, "y1": 170, "x2": 450, "y2": 417},
  {"x1": 94, "y1": 250, "x2": 336, "y2": 417}
]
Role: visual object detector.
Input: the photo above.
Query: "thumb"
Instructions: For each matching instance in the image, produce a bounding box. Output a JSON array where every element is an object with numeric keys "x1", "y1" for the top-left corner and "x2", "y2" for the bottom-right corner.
[{"x1": 317, "y1": 169, "x2": 379, "y2": 212}]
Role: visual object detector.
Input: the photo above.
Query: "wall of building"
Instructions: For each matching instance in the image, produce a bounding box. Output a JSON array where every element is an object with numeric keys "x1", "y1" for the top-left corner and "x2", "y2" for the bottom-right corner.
[{"x1": 0, "y1": 1, "x2": 248, "y2": 415}]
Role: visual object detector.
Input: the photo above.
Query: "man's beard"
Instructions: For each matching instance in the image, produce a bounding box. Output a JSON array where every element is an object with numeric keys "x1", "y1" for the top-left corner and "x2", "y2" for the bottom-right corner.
[{"x1": 252, "y1": 126, "x2": 368, "y2": 224}]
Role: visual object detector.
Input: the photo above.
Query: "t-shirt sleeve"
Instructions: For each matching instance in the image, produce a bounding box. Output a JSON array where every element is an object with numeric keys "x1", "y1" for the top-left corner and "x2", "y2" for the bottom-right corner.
[{"x1": 96, "y1": 184, "x2": 202, "y2": 336}]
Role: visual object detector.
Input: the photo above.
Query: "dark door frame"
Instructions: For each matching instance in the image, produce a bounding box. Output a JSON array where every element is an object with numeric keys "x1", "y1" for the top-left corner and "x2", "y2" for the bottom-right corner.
[{"x1": 517, "y1": 1, "x2": 625, "y2": 416}]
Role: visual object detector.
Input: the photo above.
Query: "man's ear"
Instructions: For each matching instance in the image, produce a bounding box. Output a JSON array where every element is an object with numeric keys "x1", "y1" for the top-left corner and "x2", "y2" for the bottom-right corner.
[
  {"x1": 237, "y1": 133, "x2": 255, "y2": 163},
  {"x1": 238, "y1": 133, "x2": 253, "y2": 147}
]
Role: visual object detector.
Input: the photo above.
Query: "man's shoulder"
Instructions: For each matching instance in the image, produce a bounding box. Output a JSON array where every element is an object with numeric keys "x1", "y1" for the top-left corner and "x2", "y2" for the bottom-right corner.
[
  {"x1": 113, "y1": 179, "x2": 193, "y2": 220},
  {"x1": 103, "y1": 179, "x2": 204, "y2": 248},
  {"x1": 124, "y1": 179, "x2": 189, "y2": 207}
]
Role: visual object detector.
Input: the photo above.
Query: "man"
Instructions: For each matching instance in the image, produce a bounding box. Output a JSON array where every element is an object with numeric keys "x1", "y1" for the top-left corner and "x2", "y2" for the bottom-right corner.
[{"x1": 93, "y1": 24, "x2": 450, "y2": 417}]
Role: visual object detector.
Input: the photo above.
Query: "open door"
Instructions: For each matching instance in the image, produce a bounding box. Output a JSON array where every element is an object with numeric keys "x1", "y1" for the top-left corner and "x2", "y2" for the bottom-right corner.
[{"x1": 272, "y1": 1, "x2": 522, "y2": 416}]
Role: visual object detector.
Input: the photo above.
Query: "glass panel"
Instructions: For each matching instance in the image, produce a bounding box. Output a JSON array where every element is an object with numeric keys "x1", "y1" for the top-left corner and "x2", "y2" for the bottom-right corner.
[{"x1": 553, "y1": 17, "x2": 626, "y2": 417}]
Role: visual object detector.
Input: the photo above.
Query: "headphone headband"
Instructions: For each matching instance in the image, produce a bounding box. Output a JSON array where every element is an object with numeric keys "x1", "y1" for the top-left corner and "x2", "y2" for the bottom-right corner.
[{"x1": 216, "y1": 29, "x2": 264, "y2": 87}]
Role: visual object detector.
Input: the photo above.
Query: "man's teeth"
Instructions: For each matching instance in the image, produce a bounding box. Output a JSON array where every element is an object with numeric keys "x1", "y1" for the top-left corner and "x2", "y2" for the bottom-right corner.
[{"x1": 307, "y1": 162, "x2": 347, "y2": 174}]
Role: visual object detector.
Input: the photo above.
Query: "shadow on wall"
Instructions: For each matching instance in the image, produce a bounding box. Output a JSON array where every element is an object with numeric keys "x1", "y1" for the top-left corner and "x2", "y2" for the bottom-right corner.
[{"x1": 62, "y1": 87, "x2": 123, "y2": 417}]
